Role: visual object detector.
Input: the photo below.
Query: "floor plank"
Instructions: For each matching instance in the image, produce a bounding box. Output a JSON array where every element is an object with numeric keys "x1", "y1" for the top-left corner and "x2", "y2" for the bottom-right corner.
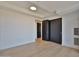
[{"x1": 0, "y1": 41, "x2": 79, "y2": 57}]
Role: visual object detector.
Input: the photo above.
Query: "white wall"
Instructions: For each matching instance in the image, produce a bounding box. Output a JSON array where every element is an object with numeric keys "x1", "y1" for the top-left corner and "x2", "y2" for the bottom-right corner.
[
  {"x1": 62, "y1": 10, "x2": 79, "y2": 49},
  {"x1": 0, "y1": 8, "x2": 37, "y2": 50}
]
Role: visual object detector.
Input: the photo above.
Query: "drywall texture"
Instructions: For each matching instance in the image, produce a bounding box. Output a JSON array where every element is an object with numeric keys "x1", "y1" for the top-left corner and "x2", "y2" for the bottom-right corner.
[
  {"x1": 62, "y1": 10, "x2": 79, "y2": 49},
  {"x1": 0, "y1": 8, "x2": 37, "y2": 50}
]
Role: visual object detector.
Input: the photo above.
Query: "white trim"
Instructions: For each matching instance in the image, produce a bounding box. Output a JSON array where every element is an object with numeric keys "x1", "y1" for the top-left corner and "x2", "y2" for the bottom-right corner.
[{"x1": 0, "y1": 40, "x2": 35, "y2": 50}]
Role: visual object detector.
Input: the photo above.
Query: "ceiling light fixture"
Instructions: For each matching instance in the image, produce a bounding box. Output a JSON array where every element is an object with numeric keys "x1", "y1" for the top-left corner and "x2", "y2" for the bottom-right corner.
[{"x1": 29, "y1": 6, "x2": 37, "y2": 11}]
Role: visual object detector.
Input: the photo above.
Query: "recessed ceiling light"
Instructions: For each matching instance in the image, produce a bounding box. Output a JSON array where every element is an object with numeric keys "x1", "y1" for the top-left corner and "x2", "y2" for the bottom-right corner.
[{"x1": 30, "y1": 6, "x2": 37, "y2": 11}]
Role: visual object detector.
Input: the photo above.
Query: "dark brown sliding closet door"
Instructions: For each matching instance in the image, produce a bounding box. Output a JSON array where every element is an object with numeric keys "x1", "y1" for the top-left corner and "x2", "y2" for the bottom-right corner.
[
  {"x1": 42, "y1": 20, "x2": 50, "y2": 41},
  {"x1": 50, "y1": 18, "x2": 62, "y2": 44}
]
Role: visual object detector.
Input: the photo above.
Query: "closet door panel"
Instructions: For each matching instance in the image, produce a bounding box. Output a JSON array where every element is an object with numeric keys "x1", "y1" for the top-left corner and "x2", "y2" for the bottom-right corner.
[
  {"x1": 42, "y1": 20, "x2": 50, "y2": 41},
  {"x1": 50, "y1": 18, "x2": 62, "y2": 44}
]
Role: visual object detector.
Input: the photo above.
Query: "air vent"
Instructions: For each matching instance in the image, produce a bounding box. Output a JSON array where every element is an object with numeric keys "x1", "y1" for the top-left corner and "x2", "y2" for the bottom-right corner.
[
  {"x1": 74, "y1": 38, "x2": 79, "y2": 45},
  {"x1": 74, "y1": 28, "x2": 79, "y2": 35}
]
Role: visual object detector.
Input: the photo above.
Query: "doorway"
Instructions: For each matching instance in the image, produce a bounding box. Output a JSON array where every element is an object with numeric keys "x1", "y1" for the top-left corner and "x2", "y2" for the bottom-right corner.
[{"x1": 37, "y1": 23, "x2": 41, "y2": 38}]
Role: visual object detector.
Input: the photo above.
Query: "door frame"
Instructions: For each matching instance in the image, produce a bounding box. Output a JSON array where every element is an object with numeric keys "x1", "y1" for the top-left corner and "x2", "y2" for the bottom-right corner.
[
  {"x1": 50, "y1": 18, "x2": 62, "y2": 44},
  {"x1": 35, "y1": 20, "x2": 42, "y2": 39}
]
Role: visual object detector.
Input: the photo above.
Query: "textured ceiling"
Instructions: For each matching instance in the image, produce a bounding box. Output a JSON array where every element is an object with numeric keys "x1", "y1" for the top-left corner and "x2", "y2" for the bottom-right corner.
[
  {"x1": 4, "y1": 1, "x2": 79, "y2": 18},
  {"x1": 32, "y1": 1, "x2": 79, "y2": 12},
  {"x1": 5, "y1": 1, "x2": 50, "y2": 17}
]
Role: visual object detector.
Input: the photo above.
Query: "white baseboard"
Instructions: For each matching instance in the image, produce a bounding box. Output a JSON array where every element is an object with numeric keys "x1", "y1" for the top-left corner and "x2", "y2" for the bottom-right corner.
[{"x1": 0, "y1": 40, "x2": 35, "y2": 51}]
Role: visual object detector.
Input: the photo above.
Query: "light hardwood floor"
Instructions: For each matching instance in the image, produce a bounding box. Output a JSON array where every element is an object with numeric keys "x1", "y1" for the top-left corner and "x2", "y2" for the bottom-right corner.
[{"x1": 0, "y1": 40, "x2": 79, "y2": 57}]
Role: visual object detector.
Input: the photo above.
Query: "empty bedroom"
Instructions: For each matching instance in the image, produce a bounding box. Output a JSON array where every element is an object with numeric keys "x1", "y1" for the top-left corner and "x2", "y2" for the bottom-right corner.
[{"x1": 0, "y1": 0, "x2": 79, "y2": 57}]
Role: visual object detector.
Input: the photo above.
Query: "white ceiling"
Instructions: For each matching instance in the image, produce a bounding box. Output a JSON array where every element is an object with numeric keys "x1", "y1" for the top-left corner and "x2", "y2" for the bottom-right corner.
[
  {"x1": 6, "y1": 1, "x2": 50, "y2": 17},
  {"x1": 2, "y1": 1, "x2": 79, "y2": 18},
  {"x1": 32, "y1": 1, "x2": 79, "y2": 12}
]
